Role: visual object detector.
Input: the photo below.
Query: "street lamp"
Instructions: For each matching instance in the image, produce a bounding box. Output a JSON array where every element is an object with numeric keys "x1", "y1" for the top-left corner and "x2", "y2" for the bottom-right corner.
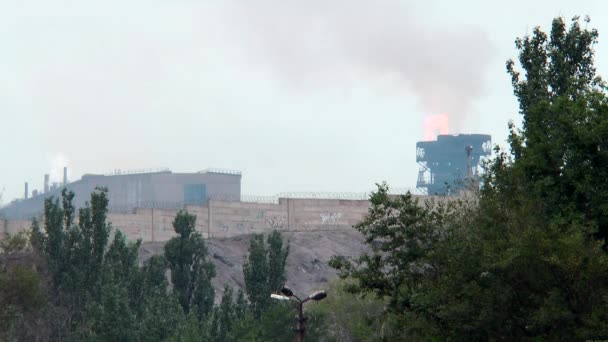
[{"x1": 271, "y1": 285, "x2": 327, "y2": 342}]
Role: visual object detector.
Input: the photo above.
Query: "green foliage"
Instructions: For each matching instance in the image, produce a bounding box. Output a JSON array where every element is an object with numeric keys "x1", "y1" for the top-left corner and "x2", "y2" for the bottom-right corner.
[
  {"x1": 0, "y1": 232, "x2": 46, "y2": 341},
  {"x1": 214, "y1": 286, "x2": 236, "y2": 341},
  {"x1": 37, "y1": 187, "x2": 112, "y2": 299},
  {"x1": 243, "y1": 231, "x2": 289, "y2": 319},
  {"x1": 28, "y1": 188, "x2": 185, "y2": 340},
  {"x1": 332, "y1": 182, "x2": 608, "y2": 340},
  {"x1": 0, "y1": 230, "x2": 31, "y2": 254},
  {"x1": 5, "y1": 189, "x2": 301, "y2": 341},
  {"x1": 228, "y1": 302, "x2": 296, "y2": 342},
  {"x1": 504, "y1": 16, "x2": 608, "y2": 245},
  {"x1": 307, "y1": 278, "x2": 396, "y2": 342},
  {"x1": 330, "y1": 16, "x2": 608, "y2": 340},
  {"x1": 169, "y1": 311, "x2": 204, "y2": 342},
  {"x1": 164, "y1": 210, "x2": 216, "y2": 319},
  {"x1": 136, "y1": 256, "x2": 185, "y2": 342}
]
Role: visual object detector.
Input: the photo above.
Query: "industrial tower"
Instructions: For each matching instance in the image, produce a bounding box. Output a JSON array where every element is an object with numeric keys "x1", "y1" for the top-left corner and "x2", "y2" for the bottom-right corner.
[{"x1": 416, "y1": 134, "x2": 492, "y2": 195}]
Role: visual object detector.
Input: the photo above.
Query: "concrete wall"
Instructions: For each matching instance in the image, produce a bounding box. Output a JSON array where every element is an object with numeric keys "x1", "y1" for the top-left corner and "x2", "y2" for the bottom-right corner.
[
  {"x1": 2, "y1": 219, "x2": 31, "y2": 237},
  {"x1": 101, "y1": 198, "x2": 368, "y2": 241},
  {"x1": 1, "y1": 195, "x2": 441, "y2": 241}
]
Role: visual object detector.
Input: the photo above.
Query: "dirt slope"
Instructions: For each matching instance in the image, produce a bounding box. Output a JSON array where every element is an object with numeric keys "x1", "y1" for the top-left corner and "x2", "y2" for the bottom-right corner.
[{"x1": 138, "y1": 230, "x2": 366, "y2": 300}]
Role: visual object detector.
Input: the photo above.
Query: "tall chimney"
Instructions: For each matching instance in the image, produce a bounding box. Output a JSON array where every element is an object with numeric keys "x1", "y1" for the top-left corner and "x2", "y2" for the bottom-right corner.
[
  {"x1": 25, "y1": 182, "x2": 29, "y2": 199},
  {"x1": 44, "y1": 174, "x2": 50, "y2": 193},
  {"x1": 63, "y1": 167, "x2": 68, "y2": 186}
]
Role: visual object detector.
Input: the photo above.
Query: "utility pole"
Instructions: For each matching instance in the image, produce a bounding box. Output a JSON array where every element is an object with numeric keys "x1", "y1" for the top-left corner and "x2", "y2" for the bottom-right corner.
[
  {"x1": 271, "y1": 287, "x2": 327, "y2": 342},
  {"x1": 296, "y1": 301, "x2": 304, "y2": 342}
]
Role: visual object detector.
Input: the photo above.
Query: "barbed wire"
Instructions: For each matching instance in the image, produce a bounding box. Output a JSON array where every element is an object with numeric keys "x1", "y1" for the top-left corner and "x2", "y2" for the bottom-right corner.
[
  {"x1": 104, "y1": 168, "x2": 171, "y2": 177},
  {"x1": 198, "y1": 168, "x2": 242, "y2": 176},
  {"x1": 5, "y1": 189, "x2": 425, "y2": 217}
]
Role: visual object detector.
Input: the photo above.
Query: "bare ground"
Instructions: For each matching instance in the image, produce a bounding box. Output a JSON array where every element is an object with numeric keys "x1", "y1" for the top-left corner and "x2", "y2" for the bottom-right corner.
[{"x1": 138, "y1": 230, "x2": 366, "y2": 301}]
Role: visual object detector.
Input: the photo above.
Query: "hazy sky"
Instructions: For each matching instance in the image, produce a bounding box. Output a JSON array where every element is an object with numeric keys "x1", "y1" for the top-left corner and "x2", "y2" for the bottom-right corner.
[{"x1": 2, "y1": 0, "x2": 608, "y2": 203}]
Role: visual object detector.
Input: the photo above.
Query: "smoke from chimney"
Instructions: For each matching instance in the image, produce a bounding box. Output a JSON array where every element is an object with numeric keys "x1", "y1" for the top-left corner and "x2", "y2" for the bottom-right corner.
[{"x1": 231, "y1": 1, "x2": 493, "y2": 133}]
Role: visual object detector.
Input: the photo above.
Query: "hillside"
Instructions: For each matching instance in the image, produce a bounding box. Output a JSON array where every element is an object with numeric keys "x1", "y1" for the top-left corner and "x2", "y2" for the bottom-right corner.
[{"x1": 138, "y1": 230, "x2": 366, "y2": 300}]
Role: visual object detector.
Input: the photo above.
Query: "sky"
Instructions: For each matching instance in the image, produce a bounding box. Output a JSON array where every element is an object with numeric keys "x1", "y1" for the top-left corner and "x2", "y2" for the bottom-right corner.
[{"x1": 1, "y1": 0, "x2": 608, "y2": 203}]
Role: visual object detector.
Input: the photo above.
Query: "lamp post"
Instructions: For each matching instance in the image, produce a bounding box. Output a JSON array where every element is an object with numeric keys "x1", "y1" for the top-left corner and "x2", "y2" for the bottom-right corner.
[{"x1": 271, "y1": 286, "x2": 327, "y2": 342}]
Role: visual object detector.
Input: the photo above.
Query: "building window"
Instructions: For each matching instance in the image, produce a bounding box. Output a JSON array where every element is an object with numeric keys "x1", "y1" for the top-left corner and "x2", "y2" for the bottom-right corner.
[{"x1": 184, "y1": 184, "x2": 206, "y2": 205}]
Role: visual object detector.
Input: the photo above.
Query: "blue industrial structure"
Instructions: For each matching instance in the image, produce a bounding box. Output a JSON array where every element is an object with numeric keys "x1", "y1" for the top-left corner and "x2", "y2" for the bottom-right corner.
[{"x1": 416, "y1": 134, "x2": 492, "y2": 195}]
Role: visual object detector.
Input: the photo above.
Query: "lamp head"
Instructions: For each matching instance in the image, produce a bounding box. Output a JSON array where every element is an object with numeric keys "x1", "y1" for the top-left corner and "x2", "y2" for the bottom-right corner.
[
  {"x1": 308, "y1": 290, "x2": 327, "y2": 301},
  {"x1": 280, "y1": 286, "x2": 294, "y2": 297}
]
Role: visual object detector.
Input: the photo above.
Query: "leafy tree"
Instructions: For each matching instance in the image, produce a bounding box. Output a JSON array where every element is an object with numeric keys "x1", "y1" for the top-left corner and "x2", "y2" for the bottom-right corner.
[
  {"x1": 266, "y1": 230, "x2": 289, "y2": 294},
  {"x1": 243, "y1": 234, "x2": 268, "y2": 319},
  {"x1": 164, "y1": 210, "x2": 216, "y2": 319},
  {"x1": 307, "y1": 278, "x2": 395, "y2": 342},
  {"x1": 170, "y1": 311, "x2": 204, "y2": 342},
  {"x1": 136, "y1": 255, "x2": 185, "y2": 342},
  {"x1": 207, "y1": 286, "x2": 237, "y2": 342},
  {"x1": 330, "y1": 16, "x2": 608, "y2": 340},
  {"x1": 29, "y1": 188, "x2": 184, "y2": 340},
  {"x1": 84, "y1": 231, "x2": 141, "y2": 341},
  {"x1": 29, "y1": 188, "x2": 115, "y2": 339},
  {"x1": 504, "y1": 16, "x2": 608, "y2": 244},
  {"x1": 234, "y1": 288, "x2": 248, "y2": 320},
  {"x1": 243, "y1": 231, "x2": 289, "y2": 319},
  {"x1": 228, "y1": 302, "x2": 295, "y2": 342},
  {"x1": 0, "y1": 232, "x2": 46, "y2": 341},
  {"x1": 332, "y1": 183, "x2": 608, "y2": 340}
]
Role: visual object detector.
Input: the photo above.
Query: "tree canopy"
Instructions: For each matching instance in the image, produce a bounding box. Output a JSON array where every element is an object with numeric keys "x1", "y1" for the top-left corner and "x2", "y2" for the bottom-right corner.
[
  {"x1": 331, "y1": 16, "x2": 608, "y2": 340},
  {"x1": 164, "y1": 210, "x2": 216, "y2": 319}
]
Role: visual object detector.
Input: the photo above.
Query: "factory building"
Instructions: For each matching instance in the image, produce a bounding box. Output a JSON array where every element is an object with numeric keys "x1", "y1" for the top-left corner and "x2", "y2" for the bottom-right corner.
[{"x1": 1, "y1": 168, "x2": 241, "y2": 219}]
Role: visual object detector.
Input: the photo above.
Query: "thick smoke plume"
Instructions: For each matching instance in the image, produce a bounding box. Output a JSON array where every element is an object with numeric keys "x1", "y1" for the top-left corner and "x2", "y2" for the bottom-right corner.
[{"x1": 229, "y1": 1, "x2": 493, "y2": 134}]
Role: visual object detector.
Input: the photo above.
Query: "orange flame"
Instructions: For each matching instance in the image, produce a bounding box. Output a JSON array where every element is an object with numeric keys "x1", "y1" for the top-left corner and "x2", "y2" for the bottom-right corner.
[{"x1": 423, "y1": 113, "x2": 449, "y2": 141}]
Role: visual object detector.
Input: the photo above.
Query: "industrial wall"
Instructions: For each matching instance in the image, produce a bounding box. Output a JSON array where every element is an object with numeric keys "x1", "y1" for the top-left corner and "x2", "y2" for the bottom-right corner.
[
  {"x1": 103, "y1": 198, "x2": 372, "y2": 241},
  {"x1": 2, "y1": 197, "x2": 408, "y2": 241}
]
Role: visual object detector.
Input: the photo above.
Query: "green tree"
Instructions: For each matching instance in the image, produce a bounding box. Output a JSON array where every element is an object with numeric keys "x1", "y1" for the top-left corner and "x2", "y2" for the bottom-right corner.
[
  {"x1": 504, "y1": 16, "x2": 608, "y2": 244},
  {"x1": 227, "y1": 302, "x2": 295, "y2": 342},
  {"x1": 30, "y1": 188, "x2": 184, "y2": 340},
  {"x1": 307, "y1": 278, "x2": 394, "y2": 342},
  {"x1": 243, "y1": 231, "x2": 289, "y2": 319},
  {"x1": 207, "y1": 286, "x2": 237, "y2": 342},
  {"x1": 330, "y1": 16, "x2": 608, "y2": 340},
  {"x1": 332, "y1": 183, "x2": 608, "y2": 340},
  {"x1": 164, "y1": 210, "x2": 216, "y2": 319},
  {"x1": 0, "y1": 232, "x2": 46, "y2": 341},
  {"x1": 84, "y1": 231, "x2": 141, "y2": 341},
  {"x1": 136, "y1": 255, "x2": 184, "y2": 342},
  {"x1": 30, "y1": 188, "x2": 114, "y2": 339}
]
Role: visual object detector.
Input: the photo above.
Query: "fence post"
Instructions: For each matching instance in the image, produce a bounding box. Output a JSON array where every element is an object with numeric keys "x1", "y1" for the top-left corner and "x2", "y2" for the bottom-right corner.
[
  {"x1": 207, "y1": 200, "x2": 212, "y2": 239},
  {"x1": 151, "y1": 207, "x2": 155, "y2": 242}
]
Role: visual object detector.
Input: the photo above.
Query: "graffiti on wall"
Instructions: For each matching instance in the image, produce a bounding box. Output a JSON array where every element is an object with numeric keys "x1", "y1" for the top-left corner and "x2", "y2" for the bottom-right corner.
[
  {"x1": 218, "y1": 223, "x2": 230, "y2": 232},
  {"x1": 320, "y1": 212, "x2": 342, "y2": 224},
  {"x1": 265, "y1": 215, "x2": 286, "y2": 229}
]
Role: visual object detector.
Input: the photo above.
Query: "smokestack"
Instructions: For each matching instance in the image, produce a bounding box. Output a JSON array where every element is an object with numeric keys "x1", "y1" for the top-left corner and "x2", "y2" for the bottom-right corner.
[
  {"x1": 25, "y1": 182, "x2": 29, "y2": 199},
  {"x1": 44, "y1": 174, "x2": 49, "y2": 193},
  {"x1": 63, "y1": 167, "x2": 68, "y2": 186}
]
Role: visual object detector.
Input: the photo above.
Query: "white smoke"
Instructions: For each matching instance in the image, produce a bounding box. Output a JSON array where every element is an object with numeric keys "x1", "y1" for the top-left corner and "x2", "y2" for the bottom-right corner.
[{"x1": 47, "y1": 152, "x2": 70, "y2": 184}]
